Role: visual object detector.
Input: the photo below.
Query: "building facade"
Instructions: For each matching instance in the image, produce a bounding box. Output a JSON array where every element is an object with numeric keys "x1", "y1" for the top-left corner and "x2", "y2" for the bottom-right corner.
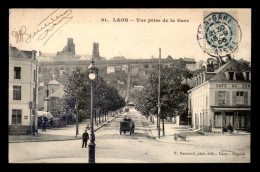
[
  {"x1": 188, "y1": 59, "x2": 251, "y2": 133},
  {"x1": 9, "y1": 46, "x2": 38, "y2": 135}
]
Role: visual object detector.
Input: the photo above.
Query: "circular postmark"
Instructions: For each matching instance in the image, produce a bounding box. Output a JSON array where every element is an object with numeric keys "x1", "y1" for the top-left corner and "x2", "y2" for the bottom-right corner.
[{"x1": 197, "y1": 12, "x2": 242, "y2": 57}]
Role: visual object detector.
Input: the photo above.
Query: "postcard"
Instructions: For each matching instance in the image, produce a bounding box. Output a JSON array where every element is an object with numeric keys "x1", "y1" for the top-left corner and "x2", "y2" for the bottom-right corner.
[{"x1": 9, "y1": 8, "x2": 251, "y2": 163}]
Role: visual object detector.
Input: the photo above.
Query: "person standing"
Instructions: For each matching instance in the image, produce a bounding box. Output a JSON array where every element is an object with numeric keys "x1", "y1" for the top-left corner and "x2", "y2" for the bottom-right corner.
[
  {"x1": 82, "y1": 129, "x2": 89, "y2": 148},
  {"x1": 42, "y1": 120, "x2": 46, "y2": 132}
]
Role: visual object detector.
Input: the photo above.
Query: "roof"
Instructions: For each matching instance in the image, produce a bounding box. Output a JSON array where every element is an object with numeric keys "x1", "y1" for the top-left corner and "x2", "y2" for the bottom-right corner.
[
  {"x1": 9, "y1": 46, "x2": 32, "y2": 59},
  {"x1": 182, "y1": 78, "x2": 196, "y2": 88},
  {"x1": 212, "y1": 61, "x2": 231, "y2": 74},
  {"x1": 187, "y1": 59, "x2": 251, "y2": 91},
  {"x1": 47, "y1": 79, "x2": 60, "y2": 85},
  {"x1": 48, "y1": 89, "x2": 64, "y2": 98},
  {"x1": 209, "y1": 59, "x2": 249, "y2": 81},
  {"x1": 183, "y1": 57, "x2": 196, "y2": 63}
]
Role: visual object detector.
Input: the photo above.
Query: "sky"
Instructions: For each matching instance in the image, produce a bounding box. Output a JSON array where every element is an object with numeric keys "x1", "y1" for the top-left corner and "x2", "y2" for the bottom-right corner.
[{"x1": 9, "y1": 8, "x2": 251, "y2": 62}]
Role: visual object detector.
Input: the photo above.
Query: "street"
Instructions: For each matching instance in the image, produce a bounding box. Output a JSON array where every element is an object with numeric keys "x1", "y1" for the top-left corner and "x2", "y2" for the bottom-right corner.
[{"x1": 9, "y1": 108, "x2": 250, "y2": 163}]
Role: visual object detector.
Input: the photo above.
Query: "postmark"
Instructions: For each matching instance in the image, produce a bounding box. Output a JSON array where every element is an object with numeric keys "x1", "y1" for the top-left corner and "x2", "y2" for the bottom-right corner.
[{"x1": 197, "y1": 12, "x2": 242, "y2": 57}]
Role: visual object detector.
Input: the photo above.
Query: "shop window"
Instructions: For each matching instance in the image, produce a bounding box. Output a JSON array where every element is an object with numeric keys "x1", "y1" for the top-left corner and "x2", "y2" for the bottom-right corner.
[
  {"x1": 14, "y1": 67, "x2": 21, "y2": 79},
  {"x1": 225, "y1": 112, "x2": 234, "y2": 126},
  {"x1": 214, "y1": 112, "x2": 222, "y2": 127},
  {"x1": 12, "y1": 109, "x2": 22, "y2": 125},
  {"x1": 13, "y1": 85, "x2": 21, "y2": 100}
]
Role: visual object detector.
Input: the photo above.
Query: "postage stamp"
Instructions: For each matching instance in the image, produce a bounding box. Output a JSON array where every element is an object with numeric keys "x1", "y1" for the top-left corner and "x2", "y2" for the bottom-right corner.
[{"x1": 197, "y1": 12, "x2": 242, "y2": 57}]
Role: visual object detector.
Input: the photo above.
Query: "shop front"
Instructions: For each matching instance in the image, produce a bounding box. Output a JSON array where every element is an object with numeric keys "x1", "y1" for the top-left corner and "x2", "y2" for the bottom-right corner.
[{"x1": 211, "y1": 106, "x2": 250, "y2": 133}]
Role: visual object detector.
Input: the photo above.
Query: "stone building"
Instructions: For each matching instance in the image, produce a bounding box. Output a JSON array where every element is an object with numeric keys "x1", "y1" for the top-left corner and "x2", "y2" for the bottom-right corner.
[
  {"x1": 9, "y1": 46, "x2": 38, "y2": 135},
  {"x1": 188, "y1": 59, "x2": 251, "y2": 133}
]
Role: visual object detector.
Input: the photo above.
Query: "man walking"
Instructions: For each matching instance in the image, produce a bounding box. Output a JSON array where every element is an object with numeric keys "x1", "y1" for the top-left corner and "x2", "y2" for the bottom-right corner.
[{"x1": 82, "y1": 129, "x2": 89, "y2": 148}]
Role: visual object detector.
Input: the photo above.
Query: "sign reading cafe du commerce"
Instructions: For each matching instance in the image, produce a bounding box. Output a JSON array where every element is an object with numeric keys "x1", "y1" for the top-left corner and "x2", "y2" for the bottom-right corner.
[{"x1": 214, "y1": 83, "x2": 251, "y2": 88}]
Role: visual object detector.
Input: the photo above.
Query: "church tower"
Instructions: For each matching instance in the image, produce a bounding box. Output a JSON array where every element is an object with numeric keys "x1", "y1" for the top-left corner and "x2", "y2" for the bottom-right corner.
[{"x1": 92, "y1": 42, "x2": 100, "y2": 59}]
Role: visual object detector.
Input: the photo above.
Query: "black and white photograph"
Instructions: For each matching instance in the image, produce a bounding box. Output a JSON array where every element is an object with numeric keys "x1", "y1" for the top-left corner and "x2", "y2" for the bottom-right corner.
[{"x1": 8, "y1": 8, "x2": 251, "y2": 163}]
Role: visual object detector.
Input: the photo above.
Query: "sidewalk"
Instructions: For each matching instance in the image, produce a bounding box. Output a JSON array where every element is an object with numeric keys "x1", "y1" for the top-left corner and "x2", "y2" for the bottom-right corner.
[
  {"x1": 9, "y1": 112, "x2": 123, "y2": 143},
  {"x1": 142, "y1": 116, "x2": 200, "y2": 144},
  {"x1": 142, "y1": 116, "x2": 251, "y2": 150}
]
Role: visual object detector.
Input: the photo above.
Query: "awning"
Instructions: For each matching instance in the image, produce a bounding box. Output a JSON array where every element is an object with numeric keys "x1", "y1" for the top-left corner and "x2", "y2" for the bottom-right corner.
[{"x1": 37, "y1": 111, "x2": 54, "y2": 119}]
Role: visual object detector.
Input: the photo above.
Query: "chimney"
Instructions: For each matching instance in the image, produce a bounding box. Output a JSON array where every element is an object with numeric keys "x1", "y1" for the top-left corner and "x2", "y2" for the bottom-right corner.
[
  {"x1": 206, "y1": 62, "x2": 214, "y2": 72},
  {"x1": 32, "y1": 50, "x2": 37, "y2": 60}
]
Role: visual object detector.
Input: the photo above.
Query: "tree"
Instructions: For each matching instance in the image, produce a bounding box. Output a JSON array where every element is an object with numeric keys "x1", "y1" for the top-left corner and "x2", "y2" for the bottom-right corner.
[
  {"x1": 63, "y1": 67, "x2": 126, "y2": 127},
  {"x1": 135, "y1": 64, "x2": 192, "y2": 135}
]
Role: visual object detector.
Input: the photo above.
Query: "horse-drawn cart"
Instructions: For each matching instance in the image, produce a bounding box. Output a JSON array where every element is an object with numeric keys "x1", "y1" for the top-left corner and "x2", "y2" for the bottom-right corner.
[{"x1": 120, "y1": 119, "x2": 135, "y2": 135}]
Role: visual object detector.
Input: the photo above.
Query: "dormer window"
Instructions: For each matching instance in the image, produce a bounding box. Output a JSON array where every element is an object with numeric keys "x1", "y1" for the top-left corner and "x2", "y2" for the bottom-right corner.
[
  {"x1": 243, "y1": 71, "x2": 251, "y2": 81},
  {"x1": 229, "y1": 72, "x2": 234, "y2": 80},
  {"x1": 225, "y1": 67, "x2": 237, "y2": 80}
]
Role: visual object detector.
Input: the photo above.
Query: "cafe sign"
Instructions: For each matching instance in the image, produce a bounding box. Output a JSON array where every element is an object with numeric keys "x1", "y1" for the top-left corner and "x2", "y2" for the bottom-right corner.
[{"x1": 214, "y1": 83, "x2": 251, "y2": 88}]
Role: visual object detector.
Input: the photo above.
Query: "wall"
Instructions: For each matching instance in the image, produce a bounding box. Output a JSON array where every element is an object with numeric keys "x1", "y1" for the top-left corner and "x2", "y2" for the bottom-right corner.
[{"x1": 9, "y1": 59, "x2": 37, "y2": 126}]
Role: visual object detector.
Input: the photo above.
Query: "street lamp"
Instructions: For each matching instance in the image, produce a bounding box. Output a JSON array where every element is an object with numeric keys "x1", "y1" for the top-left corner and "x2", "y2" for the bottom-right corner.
[{"x1": 87, "y1": 58, "x2": 98, "y2": 163}]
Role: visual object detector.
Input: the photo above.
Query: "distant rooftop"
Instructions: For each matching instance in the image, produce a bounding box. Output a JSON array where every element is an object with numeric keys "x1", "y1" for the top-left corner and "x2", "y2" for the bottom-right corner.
[
  {"x1": 48, "y1": 89, "x2": 64, "y2": 98},
  {"x1": 47, "y1": 79, "x2": 60, "y2": 85}
]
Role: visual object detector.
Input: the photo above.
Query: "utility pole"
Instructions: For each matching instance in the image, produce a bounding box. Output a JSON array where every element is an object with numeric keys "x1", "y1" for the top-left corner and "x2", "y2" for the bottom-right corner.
[
  {"x1": 33, "y1": 59, "x2": 38, "y2": 136},
  {"x1": 75, "y1": 98, "x2": 79, "y2": 138},
  {"x1": 158, "y1": 48, "x2": 161, "y2": 139}
]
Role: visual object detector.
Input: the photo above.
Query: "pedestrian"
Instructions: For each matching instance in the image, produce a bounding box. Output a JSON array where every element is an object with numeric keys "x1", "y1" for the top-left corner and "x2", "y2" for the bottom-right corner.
[
  {"x1": 42, "y1": 120, "x2": 46, "y2": 132},
  {"x1": 82, "y1": 129, "x2": 89, "y2": 148}
]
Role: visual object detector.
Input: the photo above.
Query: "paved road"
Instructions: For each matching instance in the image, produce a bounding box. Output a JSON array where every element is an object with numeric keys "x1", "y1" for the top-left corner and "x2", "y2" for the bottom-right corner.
[{"x1": 9, "y1": 108, "x2": 250, "y2": 163}]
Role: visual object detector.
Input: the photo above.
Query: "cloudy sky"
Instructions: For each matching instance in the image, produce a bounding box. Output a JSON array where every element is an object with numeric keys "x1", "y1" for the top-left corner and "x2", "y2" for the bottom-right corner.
[{"x1": 9, "y1": 8, "x2": 251, "y2": 61}]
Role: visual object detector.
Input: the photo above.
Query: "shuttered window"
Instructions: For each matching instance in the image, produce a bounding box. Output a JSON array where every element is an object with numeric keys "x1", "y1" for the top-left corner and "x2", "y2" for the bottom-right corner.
[
  {"x1": 232, "y1": 91, "x2": 249, "y2": 105},
  {"x1": 215, "y1": 91, "x2": 226, "y2": 105},
  {"x1": 215, "y1": 91, "x2": 230, "y2": 106},
  {"x1": 244, "y1": 92, "x2": 248, "y2": 105}
]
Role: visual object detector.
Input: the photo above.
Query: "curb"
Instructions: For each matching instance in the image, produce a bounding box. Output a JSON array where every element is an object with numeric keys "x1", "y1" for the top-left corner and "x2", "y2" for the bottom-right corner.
[
  {"x1": 8, "y1": 137, "x2": 82, "y2": 143},
  {"x1": 9, "y1": 113, "x2": 122, "y2": 143},
  {"x1": 94, "y1": 113, "x2": 121, "y2": 132}
]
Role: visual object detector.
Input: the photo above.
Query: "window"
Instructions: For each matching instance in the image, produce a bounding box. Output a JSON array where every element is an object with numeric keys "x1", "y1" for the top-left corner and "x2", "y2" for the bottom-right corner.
[
  {"x1": 229, "y1": 72, "x2": 234, "y2": 80},
  {"x1": 214, "y1": 112, "x2": 222, "y2": 127},
  {"x1": 236, "y1": 92, "x2": 244, "y2": 105},
  {"x1": 216, "y1": 91, "x2": 226, "y2": 105},
  {"x1": 246, "y1": 72, "x2": 250, "y2": 81},
  {"x1": 12, "y1": 110, "x2": 22, "y2": 125},
  {"x1": 13, "y1": 86, "x2": 21, "y2": 100},
  {"x1": 14, "y1": 67, "x2": 21, "y2": 79}
]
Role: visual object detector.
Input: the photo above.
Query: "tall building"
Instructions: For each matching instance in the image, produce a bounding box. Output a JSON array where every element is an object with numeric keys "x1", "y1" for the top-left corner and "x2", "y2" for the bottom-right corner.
[
  {"x1": 92, "y1": 42, "x2": 100, "y2": 58},
  {"x1": 9, "y1": 46, "x2": 38, "y2": 135},
  {"x1": 92, "y1": 42, "x2": 106, "y2": 61},
  {"x1": 56, "y1": 38, "x2": 77, "y2": 61},
  {"x1": 188, "y1": 59, "x2": 251, "y2": 133}
]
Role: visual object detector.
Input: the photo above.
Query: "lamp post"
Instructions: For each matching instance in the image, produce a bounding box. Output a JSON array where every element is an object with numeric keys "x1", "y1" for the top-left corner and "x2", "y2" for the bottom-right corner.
[{"x1": 87, "y1": 58, "x2": 98, "y2": 163}]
